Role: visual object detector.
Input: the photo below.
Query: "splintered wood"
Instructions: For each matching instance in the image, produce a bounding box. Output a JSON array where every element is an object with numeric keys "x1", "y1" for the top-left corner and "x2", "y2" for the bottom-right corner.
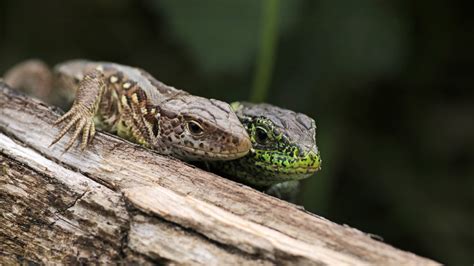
[{"x1": 0, "y1": 83, "x2": 439, "y2": 265}]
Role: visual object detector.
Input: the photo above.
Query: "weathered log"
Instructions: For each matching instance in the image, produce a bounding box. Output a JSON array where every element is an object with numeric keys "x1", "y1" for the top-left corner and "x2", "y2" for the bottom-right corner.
[{"x1": 0, "y1": 82, "x2": 439, "y2": 265}]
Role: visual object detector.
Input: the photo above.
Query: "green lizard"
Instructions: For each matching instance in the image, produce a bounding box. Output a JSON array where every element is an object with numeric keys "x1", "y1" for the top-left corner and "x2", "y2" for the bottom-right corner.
[
  {"x1": 210, "y1": 102, "x2": 321, "y2": 199},
  {"x1": 4, "y1": 60, "x2": 251, "y2": 161}
]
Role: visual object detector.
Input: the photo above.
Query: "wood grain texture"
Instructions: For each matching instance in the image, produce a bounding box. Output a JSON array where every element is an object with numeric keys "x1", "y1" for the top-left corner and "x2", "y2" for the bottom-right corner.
[{"x1": 0, "y1": 82, "x2": 439, "y2": 265}]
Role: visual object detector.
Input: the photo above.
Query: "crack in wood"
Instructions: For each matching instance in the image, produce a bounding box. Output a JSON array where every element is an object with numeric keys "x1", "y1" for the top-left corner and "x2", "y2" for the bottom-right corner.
[{"x1": 0, "y1": 82, "x2": 440, "y2": 265}]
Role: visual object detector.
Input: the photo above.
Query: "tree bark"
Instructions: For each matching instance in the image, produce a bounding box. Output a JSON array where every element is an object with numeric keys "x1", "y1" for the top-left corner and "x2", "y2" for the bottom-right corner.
[{"x1": 0, "y1": 82, "x2": 439, "y2": 265}]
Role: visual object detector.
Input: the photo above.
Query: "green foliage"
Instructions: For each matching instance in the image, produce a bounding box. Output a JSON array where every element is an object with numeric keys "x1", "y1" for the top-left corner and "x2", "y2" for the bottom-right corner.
[
  {"x1": 153, "y1": 0, "x2": 301, "y2": 75},
  {"x1": 251, "y1": 0, "x2": 280, "y2": 103}
]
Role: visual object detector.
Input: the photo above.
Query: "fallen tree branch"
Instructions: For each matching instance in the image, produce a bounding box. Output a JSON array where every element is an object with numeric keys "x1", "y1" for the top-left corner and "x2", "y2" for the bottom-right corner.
[{"x1": 0, "y1": 82, "x2": 439, "y2": 265}]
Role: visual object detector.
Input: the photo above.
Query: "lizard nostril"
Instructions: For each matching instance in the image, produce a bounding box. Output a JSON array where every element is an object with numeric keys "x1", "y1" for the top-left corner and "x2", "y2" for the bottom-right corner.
[
  {"x1": 299, "y1": 149, "x2": 306, "y2": 157},
  {"x1": 232, "y1": 136, "x2": 240, "y2": 145}
]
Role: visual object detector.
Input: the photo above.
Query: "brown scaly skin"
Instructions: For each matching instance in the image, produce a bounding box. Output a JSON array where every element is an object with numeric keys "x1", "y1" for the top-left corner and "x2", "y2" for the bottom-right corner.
[{"x1": 5, "y1": 60, "x2": 252, "y2": 161}]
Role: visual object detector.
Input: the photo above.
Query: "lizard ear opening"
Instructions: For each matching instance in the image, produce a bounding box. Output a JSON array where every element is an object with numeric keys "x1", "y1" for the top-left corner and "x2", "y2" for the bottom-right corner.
[{"x1": 152, "y1": 123, "x2": 160, "y2": 138}]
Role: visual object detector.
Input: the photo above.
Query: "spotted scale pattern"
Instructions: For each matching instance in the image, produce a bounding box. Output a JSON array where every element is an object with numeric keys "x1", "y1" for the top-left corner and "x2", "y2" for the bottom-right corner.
[
  {"x1": 210, "y1": 102, "x2": 322, "y2": 188},
  {"x1": 50, "y1": 60, "x2": 251, "y2": 161}
]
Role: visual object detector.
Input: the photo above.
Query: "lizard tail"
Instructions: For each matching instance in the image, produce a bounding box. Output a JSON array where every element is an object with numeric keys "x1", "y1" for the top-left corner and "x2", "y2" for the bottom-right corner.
[{"x1": 3, "y1": 59, "x2": 54, "y2": 101}]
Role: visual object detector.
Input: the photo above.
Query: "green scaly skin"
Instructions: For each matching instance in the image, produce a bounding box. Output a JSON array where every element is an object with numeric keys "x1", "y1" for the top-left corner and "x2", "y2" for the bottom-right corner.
[{"x1": 211, "y1": 102, "x2": 322, "y2": 199}]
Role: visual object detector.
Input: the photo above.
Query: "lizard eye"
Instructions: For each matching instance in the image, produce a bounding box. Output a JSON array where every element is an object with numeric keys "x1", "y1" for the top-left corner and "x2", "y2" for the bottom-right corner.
[
  {"x1": 186, "y1": 120, "x2": 204, "y2": 136},
  {"x1": 255, "y1": 126, "x2": 269, "y2": 145}
]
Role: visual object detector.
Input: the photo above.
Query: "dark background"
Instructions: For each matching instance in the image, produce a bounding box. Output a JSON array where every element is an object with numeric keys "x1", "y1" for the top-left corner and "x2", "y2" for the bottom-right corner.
[{"x1": 0, "y1": 0, "x2": 472, "y2": 264}]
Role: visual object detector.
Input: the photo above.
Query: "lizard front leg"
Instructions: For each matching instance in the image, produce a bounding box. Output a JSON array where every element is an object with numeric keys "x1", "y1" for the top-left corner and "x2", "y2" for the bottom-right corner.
[
  {"x1": 265, "y1": 180, "x2": 300, "y2": 202},
  {"x1": 50, "y1": 69, "x2": 105, "y2": 151}
]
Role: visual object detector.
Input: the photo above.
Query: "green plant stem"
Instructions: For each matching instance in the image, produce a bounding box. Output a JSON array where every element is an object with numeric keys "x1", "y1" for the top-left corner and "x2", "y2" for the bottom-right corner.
[{"x1": 251, "y1": 0, "x2": 279, "y2": 102}]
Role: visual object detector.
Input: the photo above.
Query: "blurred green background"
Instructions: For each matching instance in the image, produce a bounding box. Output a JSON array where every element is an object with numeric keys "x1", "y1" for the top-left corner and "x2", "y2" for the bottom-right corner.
[{"x1": 0, "y1": 0, "x2": 472, "y2": 264}]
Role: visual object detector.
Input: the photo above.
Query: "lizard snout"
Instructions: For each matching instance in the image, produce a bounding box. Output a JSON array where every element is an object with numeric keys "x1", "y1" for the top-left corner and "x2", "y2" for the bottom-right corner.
[
  {"x1": 236, "y1": 135, "x2": 252, "y2": 156},
  {"x1": 218, "y1": 132, "x2": 251, "y2": 160}
]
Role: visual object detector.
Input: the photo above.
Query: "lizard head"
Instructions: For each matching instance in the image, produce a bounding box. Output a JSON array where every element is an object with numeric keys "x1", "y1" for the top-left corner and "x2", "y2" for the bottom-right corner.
[
  {"x1": 216, "y1": 102, "x2": 322, "y2": 187},
  {"x1": 156, "y1": 95, "x2": 251, "y2": 161}
]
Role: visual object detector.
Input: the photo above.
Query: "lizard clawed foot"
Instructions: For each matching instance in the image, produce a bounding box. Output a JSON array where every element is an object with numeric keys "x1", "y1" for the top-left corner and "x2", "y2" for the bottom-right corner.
[{"x1": 50, "y1": 104, "x2": 96, "y2": 151}]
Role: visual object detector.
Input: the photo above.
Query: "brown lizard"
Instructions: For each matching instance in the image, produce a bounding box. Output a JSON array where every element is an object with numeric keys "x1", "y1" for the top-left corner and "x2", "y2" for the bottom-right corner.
[{"x1": 4, "y1": 59, "x2": 251, "y2": 161}]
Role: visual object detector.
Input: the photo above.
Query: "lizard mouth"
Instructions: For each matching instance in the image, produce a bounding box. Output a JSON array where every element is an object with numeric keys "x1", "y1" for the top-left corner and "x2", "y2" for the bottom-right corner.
[
  {"x1": 250, "y1": 150, "x2": 322, "y2": 177},
  {"x1": 256, "y1": 162, "x2": 321, "y2": 175},
  {"x1": 173, "y1": 144, "x2": 250, "y2": 160}
]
